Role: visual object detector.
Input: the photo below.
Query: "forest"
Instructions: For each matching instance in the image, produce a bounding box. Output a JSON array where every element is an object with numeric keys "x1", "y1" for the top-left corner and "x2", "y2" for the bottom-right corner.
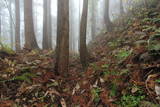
[{"x1": 0, "y1": 0, "x2": 160, "y2": 106}]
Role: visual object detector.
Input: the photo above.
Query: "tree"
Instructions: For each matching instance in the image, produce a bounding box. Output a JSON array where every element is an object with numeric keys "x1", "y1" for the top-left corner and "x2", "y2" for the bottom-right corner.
[
  {"x1": 42, "y1": 0, "x2": 52, "y2": 49},
  {"x1": 69, "y1": 0, "x2": 74, "y2": 52},
  {"x1": 91, "y1": 0, "x2": 96, "y2": 39},
  {"x1": 69, "y1": 0, "x2": 78, "y2": 52},
  {"x1": 24, "y1": 0, "x2": 39, "y2": 49},
  {"x1": 15, "y1": 0, "x2": 21, "y2": 51},
  {"x1": 104, "y1": 0, "x2": 112, "y2": 32},
  {"x1": 0, "y1": 4, "x2": 1, "y2": 39},
  {"x1": 56, "y1": 0, "x2": 69, "y2": 74},
  {"x1": 9, "y1": 0, "x2": 14, "y2": 49},
  {"x1": 144, "y1": 0, "x2": 148, "y2": 8},
  {"x1": 80, "y1": 0, "x2": 89, "y2": 70},
  {"x1": 120, "y1": 0, "x2": 124, "y2": 15}
]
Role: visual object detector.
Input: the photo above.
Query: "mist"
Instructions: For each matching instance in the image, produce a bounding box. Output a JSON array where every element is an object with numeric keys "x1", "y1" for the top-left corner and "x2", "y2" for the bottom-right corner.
[{"x1": 0, "y1": 0, "x2": 136, "y2": 51}]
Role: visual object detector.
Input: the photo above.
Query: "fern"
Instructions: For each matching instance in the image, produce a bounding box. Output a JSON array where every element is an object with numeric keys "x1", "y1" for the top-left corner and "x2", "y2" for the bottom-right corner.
[
  {"x1": 12, "y1": 73, "x2": 36, "y2": 83},
  {"x1": 0, "y1": 73, "x2": 36, "y2": 84},
  {"x1": 116, "y1": 49, "x2": 132, "y2": 60},
  {"x1": 142, "y1": 25, "x2": 156, "y2": 32},
  {"x1": 152, "y1": 18, "x2": 160, "y2": 24},
  {"x1": 91, "y1": 87, "x2": 101, "y2": 103},
  {"x1": 148, "y1": 34, "x2": 160, "y2": 51},
  {"x1": 110, "y1": 83, "x2": 117, "y2": 97},
  {"x1": 142, "y1": 18, "x2": 152, "y2": 24},
  {"x1": 155, "y1": 28, "x2": 160, "y2": 33}
]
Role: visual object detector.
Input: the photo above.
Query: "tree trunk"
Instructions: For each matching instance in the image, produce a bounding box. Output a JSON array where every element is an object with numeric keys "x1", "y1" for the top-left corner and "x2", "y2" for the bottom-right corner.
[
  {"x1": 47, "y1": 0, "x2": 52, "y2": 48},
  {"x1": 80, "y1": 0, "x2": 89, "y2": 70},
  {"x1": 43, "y1": 0, "x2": 52, "y2": 49},
  {"x1": 69, "y1": 0, "x2": 75, "y2": 52},
  {"x1": 56, "y1": 0, "x2": 69, "y2": 74},
  {"x1": 144, "y1": 0, "x2": 148, "y2": 8},
  {"x1": 104, "y1": 0, "x2": 112, "y2": 32},
  {"x1": 120, "y1": 0, "x2": 124, "y2": 15},
  {"x1": 15, "y1": 0, "x2": 21, "y2": 51},
  {"x1": 24, "y1": 0, "x2": 39, "y2": 49},
  {"x1": 91, "y1": 0, "x2": 96, "y2": 39},
  {"x1": 0, "y1": 5, "x2": 1, "y2": 39},
  {"x1": 9, "y1": 0, "x2": 14, "y2": 49}
]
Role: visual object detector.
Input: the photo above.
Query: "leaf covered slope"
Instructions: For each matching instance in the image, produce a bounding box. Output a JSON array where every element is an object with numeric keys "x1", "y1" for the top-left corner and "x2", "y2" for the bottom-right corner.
[{"x1": 0, "y1": 2, "x2": 160, "y2": 107}]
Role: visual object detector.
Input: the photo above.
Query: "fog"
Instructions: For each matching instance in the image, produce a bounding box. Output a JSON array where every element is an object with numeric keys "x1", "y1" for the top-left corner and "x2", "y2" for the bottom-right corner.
[{"x1": 0, "y1": 0, "x2": 145, "y2": 51}]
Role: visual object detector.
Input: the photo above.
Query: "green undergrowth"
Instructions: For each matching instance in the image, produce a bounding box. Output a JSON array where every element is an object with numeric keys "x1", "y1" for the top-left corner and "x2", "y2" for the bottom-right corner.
[
  {"x1": 0, "y1": 43, "x2": 15, "y2": 55},
  {"x1": 89, "y1": 2, "x2": 160, "y2": 106},
  {"x1": 0, "y1": 72, "x2": 37, "y2": 84}
]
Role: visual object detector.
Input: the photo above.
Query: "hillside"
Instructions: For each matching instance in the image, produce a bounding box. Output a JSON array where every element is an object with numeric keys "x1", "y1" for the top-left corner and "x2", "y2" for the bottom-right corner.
[{"x1": 0, "y1": 1, "x2": 160, "y2": 107}]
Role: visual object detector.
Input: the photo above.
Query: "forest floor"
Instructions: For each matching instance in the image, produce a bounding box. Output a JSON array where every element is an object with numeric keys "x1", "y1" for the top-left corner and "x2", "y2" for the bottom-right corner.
[{"x1": 1, "y1": 3, "x2": 160, "y2": 107}]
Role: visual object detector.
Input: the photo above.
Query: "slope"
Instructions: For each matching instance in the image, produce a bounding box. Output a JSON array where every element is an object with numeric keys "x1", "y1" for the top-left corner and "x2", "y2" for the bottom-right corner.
[{"x1": 0, "y1": 1, "x2": 160, "y2": 107}]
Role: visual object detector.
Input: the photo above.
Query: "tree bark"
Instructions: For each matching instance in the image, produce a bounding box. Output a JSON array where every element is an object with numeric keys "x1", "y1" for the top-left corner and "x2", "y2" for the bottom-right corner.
[
  {"x1": 91, "y1": 0, "x2": 96, "y2": 39},
  {"x1": 43, "y1": 0, "x2": 52, "y2": 49},
  {"x1": 9, "y1": 0, "x2": 14, "y2": 49},
  {"x1": 0, "y1": 5, "x2": 1, "y2": 39},
  {"x1": 144, "y1": 0, "x2": 148, "y2": 8},
  {"x1": 104, "y1": 0, "x2": 112, "y2": 32},
  {"x1": 56, "y1": 0, "x2": 69, "y2": 74},
  {"x1": 80, "y1": 0, "x2": 89, "y2": 70},
  {"x1": 120, "y1": 0, "x2": 125, "y2": 15},
  {"x1": 24, "y1": 0, "x2": 39, "y2": 49},
  {"x1": 15, "y1": 0, "x2": 21, "y2": 51},
  {"x1": 69, "y1": 0, "x2": 75, "y2": 52}
]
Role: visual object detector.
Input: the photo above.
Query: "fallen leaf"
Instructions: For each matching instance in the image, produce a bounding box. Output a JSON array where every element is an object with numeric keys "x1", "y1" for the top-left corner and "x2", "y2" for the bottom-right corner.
[{"x1": 60, "y1": 98, "x2": 67, "y2": 107}]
